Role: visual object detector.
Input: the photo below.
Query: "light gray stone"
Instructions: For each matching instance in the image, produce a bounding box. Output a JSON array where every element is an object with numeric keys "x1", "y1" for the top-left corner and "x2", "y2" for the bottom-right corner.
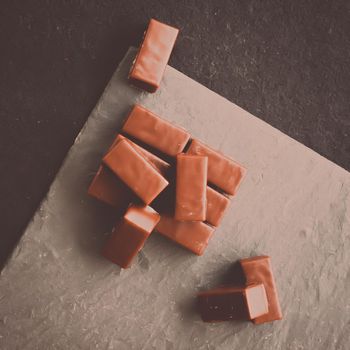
[{"x1": 0, "y1": 48, "x2": 349, "y2": 350}]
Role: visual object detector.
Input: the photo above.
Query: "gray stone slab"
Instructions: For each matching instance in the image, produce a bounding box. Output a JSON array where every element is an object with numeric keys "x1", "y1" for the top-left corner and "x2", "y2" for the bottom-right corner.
[{"x1": 0, "y1": 48, "x2": 349, "y2": 350}]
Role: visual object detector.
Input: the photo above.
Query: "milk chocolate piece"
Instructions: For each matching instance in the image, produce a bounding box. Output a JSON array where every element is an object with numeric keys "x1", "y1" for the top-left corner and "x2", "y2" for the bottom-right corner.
[
  {"x1": 88, "y1": 136, "x2": 170, "y2": 209},
  {"x1": 206, "y1": 187, "x2": 231, "y2": 227},
  {"x1": 122, "y1": 105, "x2": 190, "y2": 156},
  {"x1": 103, "y1": 138, "x2": 169, "y2": 205},
  {"x1": 240, "y1": 256, "x2": 282, "y2": 324},
  {"x1": 129, "y1": 19, "x2": 179, "y2": 92},
  {"x1": 186, "y1": 139, "x2": 246, "y2": 195},
  {"x1": 175, "y1": 154, "x2": 208, "y2": 221},
  {"x1": 153, "y1": 184, "x2": 230, "y2": 226},
  {"x1": 155, "y1": 215, "x2": 214, "y2": 255},
  {"x1": 111, "y1": 134, "x2": 170, "y2": 175},
  {"x1": 87, "y1": 166, "x2": 134, "y2": 211},
  {"x1": 102, "y1": 205, "x2": 160, "y2": 268},
  {"x1": 197, "y1": 284, "x2": 268, "y2": 322}
]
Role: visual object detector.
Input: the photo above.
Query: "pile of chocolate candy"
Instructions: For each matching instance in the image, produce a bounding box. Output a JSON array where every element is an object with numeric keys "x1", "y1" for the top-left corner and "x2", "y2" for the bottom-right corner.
[
  {"x1": 89, "y1": 104, "x2": 245, "y2": 265},
  {"x1": 88, "y1": 18, "x2": 281, "y2": 325}
]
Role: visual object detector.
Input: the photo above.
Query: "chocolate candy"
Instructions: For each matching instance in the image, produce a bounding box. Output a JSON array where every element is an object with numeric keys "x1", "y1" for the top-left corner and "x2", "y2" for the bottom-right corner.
[
  {"x1": 102, "y1": 205, "x2": 160, "y2": 268},
  {"x1": 186, "y1": 139, "x2": 246, "y2": 195},
  {"x1": 240, "y1": 256, "x2": 282, "y2": 324},
  {"x1": 206, "y1": 187, "x2": 231, "y2": 227},
  {"x1": 155, "y1": 215, "x2": 214, "y2": 255},
  {"x1": 103, "y1": 138, "x2": 169, "y2": 205},
  {"x1": 197, "y1": 284, "x2": 268, "y2": 322},
  {"x1": 87, "y1": 165, "x2": 134, "y2": 211},
  {"x1": 175, "y1": 154, "x2": 208, "y2": 221},
  {"x1": 88, "y1": 136, "x2": 170, "y2": 209},
  {"x1": 122, "y1": 105, "x2": 190, "y2": 157},
  {"x1": 111, "y1": 134, "x2": 170, "y2": 175},
  {"x1": 129, "y1": 19, "x2": 179, "y2": 92}
]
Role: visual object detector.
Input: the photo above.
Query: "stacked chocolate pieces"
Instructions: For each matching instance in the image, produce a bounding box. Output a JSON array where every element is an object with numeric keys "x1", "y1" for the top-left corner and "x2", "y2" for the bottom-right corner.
[
  {"x1": 88, "y1": 104, "x2": 246, "y2": 267},
  {"x1": 197, "y1": 256, "x2": 282, "y2": 324},
  {"x1": 87, "y1": 18, "x2": 282, "y2": 325}
]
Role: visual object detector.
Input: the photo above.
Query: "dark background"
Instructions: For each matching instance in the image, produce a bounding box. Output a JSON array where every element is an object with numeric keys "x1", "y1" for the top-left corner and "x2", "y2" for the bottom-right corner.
[{"x1": 0, "y1": 0, "x2": 349, "y2": 269}]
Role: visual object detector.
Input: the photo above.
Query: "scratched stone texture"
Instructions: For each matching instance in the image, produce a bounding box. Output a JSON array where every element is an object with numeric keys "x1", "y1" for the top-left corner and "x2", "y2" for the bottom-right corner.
[
  {"x1": 1, "y1": 1, "x2": 350, "y2": 269},
  {"x1": 0, "y1": 49, "x2": 349, "y2": 350}
]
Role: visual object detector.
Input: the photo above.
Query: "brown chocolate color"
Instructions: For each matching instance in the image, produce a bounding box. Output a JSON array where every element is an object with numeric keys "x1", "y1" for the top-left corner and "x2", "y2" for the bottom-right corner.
[
  {"x1": 129, "y1": 19, "x2": 179, "y2": 92},
  {"x1": 206, "y1": 187, "x2": 231, "y2": 227},
  {"x1": 153, "y1": 184, "x2": 231, "y2": 228},
  {"x1": 122, "y1": 104, "x2": 190, "y2": 157},
  {"x1": 102, "y1": 205, "x2": 160, "y2": 268},
  {"x1": 103, "y1": 138, "x2": 169, "y2": 205},
  {"x1": 197, "y1": 284, "x2": 268, "y2": 322},
  {"x1": 111, "y1": 134, "x2": 170, "y2": 175},
  {"x1": 88, "y1": 135, "x2": 170, "y2": 209},
  {"x1": 175, "y1": 154, "x2": 208, "y2": 221},
  {"x1": 240, "y1": 256, "x2": 282, "y2": 324},
  {"x1": 186, "y1": 139, "x2": 246, "y2": 195},
  {"x1": 87, "y1": 165, "x2": 134, "y2": 211},
  {"x1": 155, "y1": 215, "x2": 214, "y2": 255}
]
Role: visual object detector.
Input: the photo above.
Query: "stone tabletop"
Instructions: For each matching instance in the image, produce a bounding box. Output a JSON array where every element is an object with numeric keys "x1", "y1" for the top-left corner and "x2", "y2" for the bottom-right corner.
[{"x1": 0, "y1": 48, "x2": 349, "y2": 350}]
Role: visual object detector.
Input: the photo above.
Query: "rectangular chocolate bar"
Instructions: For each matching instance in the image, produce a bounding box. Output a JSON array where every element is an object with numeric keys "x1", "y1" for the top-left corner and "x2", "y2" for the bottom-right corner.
[
  {"x1": 206, "y1": 187, "x2": 231, "y2": 227},
  {"x1": 122, "y1": 104, "x2": 190, "y2": 156},
  {"x1": 197, "y1": 284, "x2": 268, "y2": 322},
  {"x1": 129, "y1": 19, "x2": 179, "y2": 92},
  {"x1": 155, "y1": 215, "x2": 214, "y2": 255},
  {"x1": 102, "y1": 205, "x2": 160, "y2": 268},
  {"x1": 103, "y1": 138, "x2": 169, "y2": 205},
  {"x1": 186, "y1": 139, "x2": 246, "y2": 195},
  {"x1": 240, "y1": 256, "x2": 282, "y2": 324},
  {"x1": 87, "y1": 165, "x2": 134, "y2": 211},
  {"x1": 175, "y1": 154, "x2": 208, "y2": 221},
  {"x1": 110, "y1": 134, "x2": 171, "y2": 175},
  {"x1": 88, "y1": 136, "x2": 170, "y2": 209}
]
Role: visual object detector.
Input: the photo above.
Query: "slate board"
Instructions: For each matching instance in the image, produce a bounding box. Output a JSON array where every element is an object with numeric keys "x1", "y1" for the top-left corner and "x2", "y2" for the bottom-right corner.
[{"x1": 0, "y1": 48, "x2": 349, "y2": 350}]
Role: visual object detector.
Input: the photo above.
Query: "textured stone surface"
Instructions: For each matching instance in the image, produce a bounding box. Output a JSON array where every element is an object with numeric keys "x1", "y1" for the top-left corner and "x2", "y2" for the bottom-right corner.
[
  {"x1": 0, "y1": 48, "x2": 349, "y2": 350},
  {"x1": 1, "y1": 0, "x2": 350, "y2": 269}
]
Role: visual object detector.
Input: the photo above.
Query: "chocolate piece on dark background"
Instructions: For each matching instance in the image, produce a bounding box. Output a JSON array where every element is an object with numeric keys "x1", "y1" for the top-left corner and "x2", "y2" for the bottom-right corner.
[
  {"x1": 129, "y1": 19, "x2": 179, "y2": 92},
  {"x1": 1, "y1": 1, "x2": 349, "y2": 269}
]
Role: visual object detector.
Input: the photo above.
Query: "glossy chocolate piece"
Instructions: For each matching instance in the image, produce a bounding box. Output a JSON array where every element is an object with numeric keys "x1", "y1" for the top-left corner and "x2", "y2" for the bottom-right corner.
[
  {"x1": 102, "y1": 205, "x2": 160, "y2": 268},
  {"x1": 88, "y1": 136, "x2": 170, "y2": 209},
  {"x1": 129, "y1": 19, "x2": 179, "y2": 92},
  {"x1": 155, "y1": 215, "x2": 214, "y2": 255},
  {"x1": 206, "y1": 187, "x2": 231, "y2": 227},
  {"x1": 122, "y1": 104, "x2": 190, "y2": 157},
  {"x1": 87, "y1": 165, "x2": 134, "y2": 211},
  {"x1": 111, "y1": 134, "x2": 170, "y2": 175},
  {"x1": 240, "y1": 256, "x2": 282, "y2": 324},
  {"x1": 175, "y1": 154, "x2": 208, "y2": 221},
  {"x1": 103, "y1": 138, "x2": 169, "y2": 205},
  {"x1": 197, "y1": 284, "x2": 268, "y2": 322},
  {"x1": 186, "y1": 139, "x2": 246, "y2": 195}
]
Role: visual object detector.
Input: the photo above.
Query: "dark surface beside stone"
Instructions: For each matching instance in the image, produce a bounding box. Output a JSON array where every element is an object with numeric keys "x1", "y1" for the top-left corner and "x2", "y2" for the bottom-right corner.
[{"x1": 0, "y1": 0, "x2": 349, "y2": 269}]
